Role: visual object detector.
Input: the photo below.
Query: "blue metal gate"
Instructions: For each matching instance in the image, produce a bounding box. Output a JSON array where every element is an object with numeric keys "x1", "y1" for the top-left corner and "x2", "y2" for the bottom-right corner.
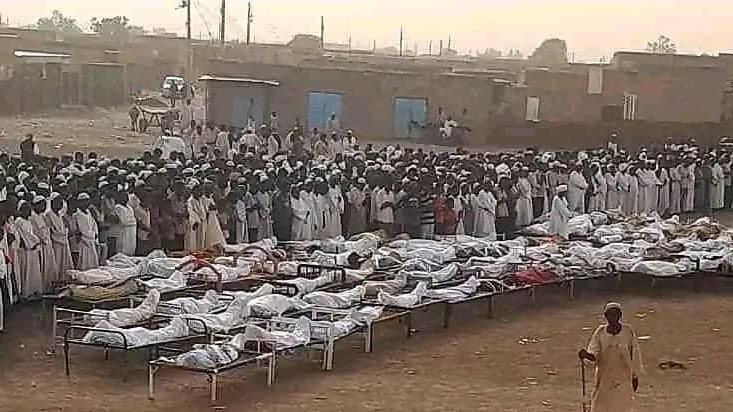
[
  {"x1": 394, "y1": 97, "x2": 427, "y2": 139},
  {"x1": 308, "y1": 92, "x2": 342, "y2": 131}
]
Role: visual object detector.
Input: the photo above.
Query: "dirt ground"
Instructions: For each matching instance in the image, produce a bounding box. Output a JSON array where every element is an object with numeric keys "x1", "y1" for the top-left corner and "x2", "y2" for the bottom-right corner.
[
  {"x1": 1, "y1": 110, "x2": 733, "y2": 411},
  {"x1": 1, "y1": 289, "x2": 733, "y2": 412},
  {"x1": 0, "y1": 107, "x2": 507, "y2": 159}
]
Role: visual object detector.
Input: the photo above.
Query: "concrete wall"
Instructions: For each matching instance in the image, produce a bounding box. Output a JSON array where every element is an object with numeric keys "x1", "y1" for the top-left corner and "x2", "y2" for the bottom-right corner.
[
  {"x1": 514, "y1": 64, "x2": 727, "y2": 123},
  {"x1": 81, "y1": 63, "x2": 126, "y2": 107},
  {"x1": 201, "y1": 60, "x2": 494, "y2": 143},
  {"x1": 205, "y1": 81, "x2": 272, "y2": 128}
]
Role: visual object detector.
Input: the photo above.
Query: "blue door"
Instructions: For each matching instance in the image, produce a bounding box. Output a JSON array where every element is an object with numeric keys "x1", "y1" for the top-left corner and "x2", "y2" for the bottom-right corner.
[
  {"x1": 308, "y1": 92, "x2": 342, "y2": 131},
  {"x1": 394, "y1": 98, "x2": 427, "y2": 139}
]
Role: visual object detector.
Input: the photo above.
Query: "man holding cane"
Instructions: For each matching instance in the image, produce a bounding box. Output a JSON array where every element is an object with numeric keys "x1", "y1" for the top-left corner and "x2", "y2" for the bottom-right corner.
[{"x1": 579, "y1": 302, "x2": 643, "y2": 412}]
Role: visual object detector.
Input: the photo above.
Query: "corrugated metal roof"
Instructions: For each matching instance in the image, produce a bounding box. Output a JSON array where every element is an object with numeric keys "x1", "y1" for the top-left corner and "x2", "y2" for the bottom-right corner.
[
  {"x1": 198, "y1": 74, "x2": 279, "y2": 86},
  {"x1": 14, "y1": 50, "x2": 70, "y2": 58}
]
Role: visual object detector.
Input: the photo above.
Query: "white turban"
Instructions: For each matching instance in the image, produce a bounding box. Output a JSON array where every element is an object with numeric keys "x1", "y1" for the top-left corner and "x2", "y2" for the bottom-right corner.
[{"x1": 557, "y1": 184, "x2": 568, "y2": 193}]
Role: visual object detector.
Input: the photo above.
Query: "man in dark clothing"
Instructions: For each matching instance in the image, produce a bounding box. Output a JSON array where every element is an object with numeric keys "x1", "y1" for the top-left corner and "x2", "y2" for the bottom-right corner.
[{"x1": 20, "y1": 134, "x2": 38, "y2": 162}]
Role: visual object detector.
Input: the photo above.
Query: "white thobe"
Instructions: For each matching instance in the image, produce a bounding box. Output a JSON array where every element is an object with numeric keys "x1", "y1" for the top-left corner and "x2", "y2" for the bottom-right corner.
[
  {"x1": 605, "y1": 173, "x2": 618, "y2": 210},
  {"x1": 215, "y1": 132, "x2": 231, "y2": 159},
  {"x1": 45, "y1": 210, "x2": 73, "y2": 274},
  {"x1": 712, "y1": 164, "x2": 725, "y2": 209},
  {"x1": 75, "y1": 210, "x2": 99, "y2": 270},
  {"x1": 568, "y1": 171, "x2": 588, "y2": 213},
  {"x1": 473, "y1": 189, "x2": 497, "y2": 240},
  {"x1": 514, "y1": 178, "x2": 533, "y2": 227},
  {"x1": 114, "y1": 204, "x2": 137, "y2": 256},
  {"x1": 623, "y1": 174, "x2": 639, "y2": 216},
  {"x1": 346, "y1": 188, "x2": 367, "y2": 236},
  {"x1": 586, "y1": 324, "x2": 643, "y2": 412},
  {"x1": 291, "y1": 196, "x2": 312, "y2": 241},
  {"x1": 202, "y1": 196, "x2": 226, "y2": 247},
  {"x1": 593, "y1": 172, "x2": 607, "y2": 211},
  {"x1": 14, "y1": 217, "x2": 42, "y2": 299},
  {"x1": 185, "y1": 196, "x2": 204, "y2": 252},
  {"x1": 549, "y1": 195, "x2": 572, "y2": 240},
  {"x1": 616, "y1": 172, "x2": 629, "y2": 215},
  {"x1": 683, "y1": 164, "x2": 696, "y2": 212},
  {"x1": 256, "y1": 192, "x2": 274, "y2": 240},
  {"x1": 30, "y1": 211, "x2": 57, "y2": 292},
  {"x1": 326, "y1": 187, "x2": 344, "y2": 238},
  {"x1": 636, "y1": 169, "x2": 648, "y2": 214},
  {"x1": 235, "y1": 199, "x2": 249, "y2": 244},
  {"x1": 669, "y1": 166, "x2": 682, "y2": 215},
  {"x1": 657, "y1": 168, "x2": 670, "y2": 215},
  {"x1": 453, "y1": 196, "x2": 465, "y2": 235}
]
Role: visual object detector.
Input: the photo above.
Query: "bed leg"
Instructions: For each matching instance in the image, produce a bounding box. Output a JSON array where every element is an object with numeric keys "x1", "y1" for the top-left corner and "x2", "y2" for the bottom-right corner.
[
  {"x1": 267, "y1": 354, "x2": 276, "y2": 386},
  {"x1": 123, "y1": 351, "x2": 129, "y2": 383},
  {"x1": 529, "y1": 287, "x2": 536, "y2": 305},
  {"x1": 48, "y1": 305, "x2": 58, "y2": 356},
  {"x1": 443, "y1": 303, "x2": 452, "y2": 328},
  {"x1": 569, "y1": 280, "x2": 575, "y2": 300},
  {"x1": 405, "y1": 313, "x2": 413, "y2": 339},
  {"x1": 326, "y1": 340, "x2": 334, "y2": 371},
  {"x1": 63, "y1": 343, "x2": 70, "y2": 377},
  {"x1": 148, "y1": 365, "x2": 158, "y2": 400},
  {"x1": 487, "y1": 296, "x2": 494, "y2": 319},
  {"x1": 209, "y1": 374, "x2": 218, "y2": 404},
  {"x1": 104, "y1": 348, "x2": 110, "y2": 361},
  {"x1": 365, "y1": 324, "x2": 373, "y2": 353}
]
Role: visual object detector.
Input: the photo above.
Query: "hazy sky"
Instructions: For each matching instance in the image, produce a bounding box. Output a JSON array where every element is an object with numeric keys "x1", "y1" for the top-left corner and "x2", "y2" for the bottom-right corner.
[{"x1": 3, "y1": 0, "x2": 733, "y2": 61}]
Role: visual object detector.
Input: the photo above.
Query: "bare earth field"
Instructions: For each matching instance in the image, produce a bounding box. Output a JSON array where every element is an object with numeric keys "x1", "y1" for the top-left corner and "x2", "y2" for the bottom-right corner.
[
  {"x1": 1, "y1": 289, "x2": 733, "y2": 412},
  {"x1": 1, "y1": 111, "x2": 733, "y2": 411}
]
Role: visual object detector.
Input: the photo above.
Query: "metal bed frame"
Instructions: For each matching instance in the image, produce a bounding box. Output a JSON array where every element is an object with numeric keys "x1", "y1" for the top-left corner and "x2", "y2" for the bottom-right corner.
[
  {"x1": 148, "y1": 317, "x2": 334, "y2": 404},
  {"x1": 62, "y1": 317, "x2": 210, "y2": 380}
]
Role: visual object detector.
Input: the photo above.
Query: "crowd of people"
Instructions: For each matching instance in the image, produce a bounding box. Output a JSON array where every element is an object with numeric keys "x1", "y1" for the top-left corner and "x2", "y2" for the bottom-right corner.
[{"x1": 0, "y1": 124, "x2": 730, "y2": 333}]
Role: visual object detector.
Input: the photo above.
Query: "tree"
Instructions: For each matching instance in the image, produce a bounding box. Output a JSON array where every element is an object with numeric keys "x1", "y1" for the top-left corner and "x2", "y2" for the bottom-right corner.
[
  {"x1": 37, "y1": 10, "x2": 82, "y2": 35},
  {"x1": 646, "y1": 35, "x2": 676, "y2": 54},
  {"x1": 90, "y1": 16, "x2": 131, "y2": 40},
  {"x1": 528, "y1": 38, "x2": 568, "y2": 66}
]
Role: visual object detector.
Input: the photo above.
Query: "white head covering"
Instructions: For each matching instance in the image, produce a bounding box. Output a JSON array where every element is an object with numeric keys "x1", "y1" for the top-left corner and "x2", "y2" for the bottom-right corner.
[
  {"x1": 557, "y1": 184, "x2": 568, "y2": 193},
  {"x1": 605, "y1": 302, "x2": 622, "y2": 311},
  {"x1": 77, "y1": 192, "x2": 90, "y2": 201}
]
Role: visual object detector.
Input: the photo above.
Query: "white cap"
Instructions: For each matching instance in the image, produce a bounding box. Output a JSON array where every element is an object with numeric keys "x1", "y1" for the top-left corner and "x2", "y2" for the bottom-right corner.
[{"x1": 557, "y1": 184, "x2": 568, "y2": 193}]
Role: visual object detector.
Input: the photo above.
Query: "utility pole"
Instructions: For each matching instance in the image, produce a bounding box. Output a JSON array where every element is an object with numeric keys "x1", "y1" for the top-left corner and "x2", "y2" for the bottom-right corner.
[
  {"x1": 429, "y1": 40, "x2": 432, "y2": 56},
  {"x1": 246, "y1": 1, "x2": 252, "y2": 44},
  {"x1": 186, "y1": 0, "x2": 191, "y2": 40},
  {"x1": 320, "y1": 16, "x2": 324, "y2": 48},
  {"x1": 447, "y1": 35, "x2": 451, "y2": 50},
  {"x1": 399, "y1": 26, "x2": 403, "y2": 57},
  {"x1": 439, "y1": 40, "x2": 443, "y2": 56},
  {"x1": 220, "y1": 0, "x2": 226, "y2": 44}
]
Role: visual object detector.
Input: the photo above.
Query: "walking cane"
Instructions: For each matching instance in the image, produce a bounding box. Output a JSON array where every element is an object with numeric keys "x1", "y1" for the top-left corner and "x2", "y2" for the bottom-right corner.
[{"x1": 580, "y1": 358, "x2": 590, "y2": 412}]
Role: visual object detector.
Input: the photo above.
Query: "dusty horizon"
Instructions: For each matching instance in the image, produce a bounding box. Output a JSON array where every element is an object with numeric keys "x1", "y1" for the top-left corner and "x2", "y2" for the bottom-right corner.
[{"x1": 2, "y1": 0, "x2": 733, "y2": 61}]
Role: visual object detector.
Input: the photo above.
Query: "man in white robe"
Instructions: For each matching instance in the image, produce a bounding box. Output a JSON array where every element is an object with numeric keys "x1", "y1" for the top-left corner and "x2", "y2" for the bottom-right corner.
[
  {"x1": 0, "y1": 225, "x2": 7, "y2": 332},
  {"x1": 30, "y1": 196, "x2": 57, "y2": 292},
  {"x1": 346, "y1": 179, "x2": 367, "y2": 236},
  {"x1": 592, "y1": 166, "x2": 607, "y2": 211},
  {"x1": 669, "y1": 162, "x2": 682, "y2": 215},
  {"x1": 514, "y1": 169, "x2": 533, "y2": 227},
  {"x1": 683, "y1": 159, "x2": 696, "y2": 212},
  {"x1": 74, "y1": 193, "x2": 99, "y2": 270},
  {"x1": 45, "y1": 193, "x2": 73, "y2": 275},
  {"x1": 605, "y1": 165, "x2": 619, "y2": 210},
  {"x1": 616, "y1": 165, "x2": 630, "y2": 215},
  {"x1": 473, "y1": 182, "x2": 497, "y2": 240},
  {"x1": 711, "y1": 158, "x2": 725, "y2": 209},
  {"x1": 234, "y1": 187, "x2": 249, "y2": 244},
  {"x1": 291, "y1": 187, "x2": 312, "y2": 241},
  {"x1": 202, "y1": 187, "x2": 226, "y2": 248},
  {"x1": 255, "y1": 184, "x2": 274, "y2": 240},
  {"x1": 114, "y1": 192, "x2": 137, "y2": 256},
  {"x1": 15, "y1": 201, "x2": 43, "y2": 299},
  {"x1": 326, "y1": 181, "x2": 344, "y2": 237},
  {"x1": 549, "y1": 185, "x2": 572, "y2": 240},
  {"x1": 657, "y1": 165, "x2": 670, "y2": 216},
  {"x1": 579, "y1": 302, "x2": 643, "y2": 412},
  {"x1": 188, "y1": 184, "x2": 208, "y2": 250},
  {"x1": 568, "y1": 166, "x2": 588, "y2": 213}
]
